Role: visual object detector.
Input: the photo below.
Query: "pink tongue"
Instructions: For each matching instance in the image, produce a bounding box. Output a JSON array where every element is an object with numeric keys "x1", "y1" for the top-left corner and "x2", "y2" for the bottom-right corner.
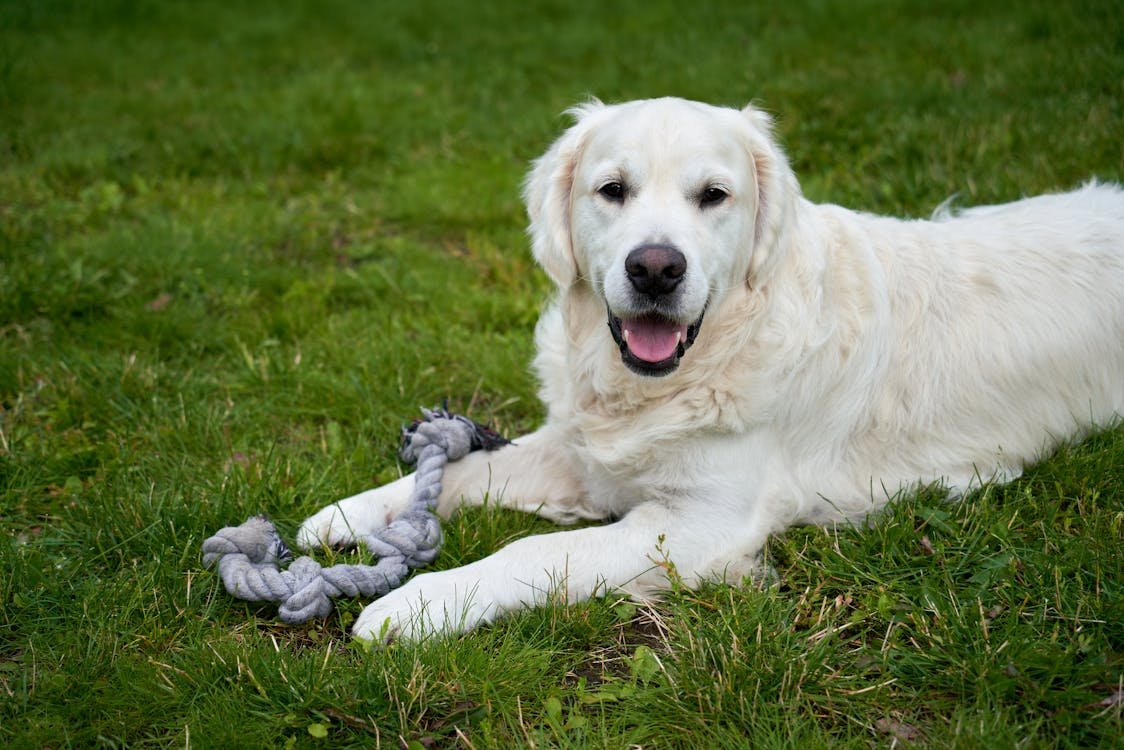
[{"x1": 623, "y1": 317, "x2": 687, "y2": 363}]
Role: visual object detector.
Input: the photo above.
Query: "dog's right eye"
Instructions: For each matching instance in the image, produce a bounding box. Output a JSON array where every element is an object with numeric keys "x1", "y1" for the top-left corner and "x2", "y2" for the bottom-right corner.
[
  {"x1": 700, "y1": 186, "x2": 729, "y2": 207},
  {"x1": 598, "y1": 181, "x2": 625, "y2": 202}
]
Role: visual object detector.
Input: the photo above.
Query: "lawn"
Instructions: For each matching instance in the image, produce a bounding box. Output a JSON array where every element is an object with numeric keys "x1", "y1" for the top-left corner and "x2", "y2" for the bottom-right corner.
[{"x1": 1, "y1": 0, "x2": 1122, "y2": 747}]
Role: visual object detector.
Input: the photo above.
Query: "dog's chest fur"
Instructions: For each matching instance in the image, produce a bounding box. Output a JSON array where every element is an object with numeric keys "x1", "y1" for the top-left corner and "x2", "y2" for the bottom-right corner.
[{"x1": 532, "y1": 292, "x2": 768, "y2": 517}]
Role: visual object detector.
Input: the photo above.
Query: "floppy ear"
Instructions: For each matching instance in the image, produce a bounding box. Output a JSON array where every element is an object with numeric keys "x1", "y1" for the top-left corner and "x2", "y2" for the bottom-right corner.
[
  {"x1": 523, "y1": 100, "x2": 605, "y2": 288},
  {"x1": 740, "y1": 103, "x2": 800, "y2": 285}
]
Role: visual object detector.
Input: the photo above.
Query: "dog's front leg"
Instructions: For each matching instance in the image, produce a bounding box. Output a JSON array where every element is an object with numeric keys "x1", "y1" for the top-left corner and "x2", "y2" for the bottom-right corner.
[
  {"x1": 296, "y1": 424, "x2": 594, "y2": 550},
  {"x1": 351, "y1": 499, "x2": 769, "y2": 642}
]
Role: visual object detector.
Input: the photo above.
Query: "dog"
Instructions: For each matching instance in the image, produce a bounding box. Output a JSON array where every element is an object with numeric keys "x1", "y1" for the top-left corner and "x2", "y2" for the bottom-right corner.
[{"x1": 298, "y1": 97, "x2": 1124, "y2": 642}]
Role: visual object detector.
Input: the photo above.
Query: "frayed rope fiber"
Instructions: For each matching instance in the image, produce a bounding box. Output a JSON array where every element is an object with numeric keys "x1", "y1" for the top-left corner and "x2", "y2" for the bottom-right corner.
[{"x1": 201, "y1": 406, "x2": 509, "y2": 624}]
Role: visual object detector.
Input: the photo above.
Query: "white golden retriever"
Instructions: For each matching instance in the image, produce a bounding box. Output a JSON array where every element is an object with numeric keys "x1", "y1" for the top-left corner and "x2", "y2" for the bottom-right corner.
[{"x1": 298, "y1": 97, "x2": 1124, "y2": 642}]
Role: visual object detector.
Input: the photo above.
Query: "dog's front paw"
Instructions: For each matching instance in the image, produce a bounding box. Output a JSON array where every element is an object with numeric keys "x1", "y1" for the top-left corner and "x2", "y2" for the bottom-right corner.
[
  {"x1": 297, "y1": 476, "x2": 417, "y2": 551},
  {"x1": 352, "y1": 570, "x2": 495, "y2": 644},
  {"x1": 296, "y1": 496, "x2": 387, "y2": 551}
]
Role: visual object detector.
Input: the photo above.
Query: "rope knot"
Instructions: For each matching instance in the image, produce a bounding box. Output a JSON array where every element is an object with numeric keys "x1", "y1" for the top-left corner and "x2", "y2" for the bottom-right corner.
[
  {"x1": 202, "y1": 515, "x2": 291, "y2": 568},
  {"x1": 399, "y1": 405, "x2": 510, "y2": 465},
  {"x1": 278, "y1": 557, "x2": 333, "y2": 623}
]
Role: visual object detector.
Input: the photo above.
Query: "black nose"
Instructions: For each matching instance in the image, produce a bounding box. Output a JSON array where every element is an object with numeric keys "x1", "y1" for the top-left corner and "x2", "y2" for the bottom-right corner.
[{"x1": 625, "y1": 244, "x2": 687, "y2": 297}]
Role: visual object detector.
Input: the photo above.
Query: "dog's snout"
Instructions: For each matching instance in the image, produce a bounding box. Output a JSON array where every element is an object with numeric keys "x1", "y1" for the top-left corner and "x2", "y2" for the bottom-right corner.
[{"x1": 625, "y1": 244, "x2": 687, "y2": 297}]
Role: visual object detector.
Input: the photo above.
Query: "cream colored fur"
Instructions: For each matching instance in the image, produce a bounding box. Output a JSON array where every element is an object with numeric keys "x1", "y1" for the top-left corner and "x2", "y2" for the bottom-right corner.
[{"x1": 298, "y1": 97, "x2": 1124, "y2": 642}]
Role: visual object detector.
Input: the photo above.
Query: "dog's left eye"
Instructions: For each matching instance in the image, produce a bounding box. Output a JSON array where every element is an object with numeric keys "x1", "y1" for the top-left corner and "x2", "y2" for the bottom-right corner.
[
  {"x1": 598, "y1": 181, "x2": 626, "y2": 202},
  {"x1": 700, "y1": 186, "x2": 728, "y2": 207}
]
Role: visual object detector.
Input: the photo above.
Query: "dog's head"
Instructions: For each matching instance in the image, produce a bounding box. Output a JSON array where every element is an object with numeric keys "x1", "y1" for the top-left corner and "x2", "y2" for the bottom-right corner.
[{"x1": 524, "y1": 97, "x2": 796, "y2": 376}]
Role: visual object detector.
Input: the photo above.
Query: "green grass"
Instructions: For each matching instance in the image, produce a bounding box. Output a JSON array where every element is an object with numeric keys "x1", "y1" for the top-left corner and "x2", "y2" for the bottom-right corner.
[{"x1": 2, "y1": 0, "x2": 1122, "y2": 746}]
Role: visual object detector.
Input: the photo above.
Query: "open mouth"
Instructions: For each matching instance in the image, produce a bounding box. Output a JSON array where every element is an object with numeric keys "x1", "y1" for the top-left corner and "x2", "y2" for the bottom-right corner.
[{"x1": 606, "y1": 306, "x2": 706, "y2": 376}]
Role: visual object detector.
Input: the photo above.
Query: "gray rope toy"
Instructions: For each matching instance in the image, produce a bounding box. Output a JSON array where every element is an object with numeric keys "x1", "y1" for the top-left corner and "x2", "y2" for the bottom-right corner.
[{"x1": 201, "y1": 406, "x2": 509, "y2": 624}]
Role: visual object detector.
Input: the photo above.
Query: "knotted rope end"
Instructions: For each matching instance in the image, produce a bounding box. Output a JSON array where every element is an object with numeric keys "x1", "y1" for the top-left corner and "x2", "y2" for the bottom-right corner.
[
  {"x1": 398, "y1": 402, "x2": 511, "y2": 465},
  {"x1": 201, "y1": 515, "x2": 292, "y2": 569}
]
